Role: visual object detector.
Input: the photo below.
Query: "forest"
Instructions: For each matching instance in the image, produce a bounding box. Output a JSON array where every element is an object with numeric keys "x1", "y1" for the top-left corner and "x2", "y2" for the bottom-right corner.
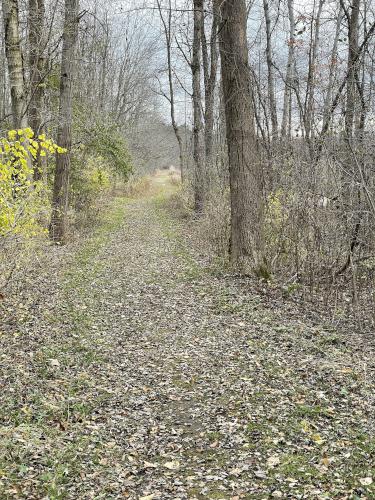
[{"x1": 0, "y1": 0, "x2": 375, "y2": 498}]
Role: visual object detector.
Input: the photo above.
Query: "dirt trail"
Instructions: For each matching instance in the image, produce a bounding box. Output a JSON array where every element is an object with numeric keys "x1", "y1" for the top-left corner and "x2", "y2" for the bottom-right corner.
[{"x1": 1, "y1": 173, "x2": 374, "y2": 499}]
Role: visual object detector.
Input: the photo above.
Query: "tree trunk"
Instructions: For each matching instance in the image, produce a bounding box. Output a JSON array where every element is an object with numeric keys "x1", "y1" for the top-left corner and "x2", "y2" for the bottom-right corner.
[
  {"x1": 0, "y1": 34, "x2": 7, "y2": 122},
  {"x1": 99, "y1": 12, "x2": 109, "y2": 112},
  {"x1": 28, "y1": 0, "x2": 45, "y2": 180},
  {"x1": 2, "y1": 0, "x2": 27, "y2": 128},
  {"x1": 50, "y1": 0, "x2": 79, "y2": 243},
  {"x1": 263, "y1": 0, "x2": 278, "y2": 141},
  {"x1": 281, "y1": 0, "x2": 295, "y2": 140},
  {"x1": 192, "y1": 0, "x2": 205, "y2": 213},
  {"x1": 201, "y1": 2, "x2": 219, "y2": 188},
  {"x1": 322, "y1": 3, "x2": 342, "y2": 131},
  {"x1": 156, "y1": 0, "x2": 185, "y2": 182},
  {"x1": 217, "y1": 0, "x2": 266, "y2": 275},
  {"x1": 305, "y1": 0, "x2": 325, "y2": 144},
  {"x1": 345, "y1": 0, "x2": 361, "y2": 139}
]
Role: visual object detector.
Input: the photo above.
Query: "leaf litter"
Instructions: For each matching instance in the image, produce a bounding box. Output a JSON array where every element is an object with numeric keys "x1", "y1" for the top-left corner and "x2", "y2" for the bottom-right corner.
[{"x1": 0, "y1": 181, "x2": 374, "y2": 499}]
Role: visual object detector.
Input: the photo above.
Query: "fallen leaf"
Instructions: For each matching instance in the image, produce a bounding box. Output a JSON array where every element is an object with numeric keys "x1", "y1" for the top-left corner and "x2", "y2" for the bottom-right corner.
[
  {"x1": 359, "y1": 477, "x2": 373, "y2": 486},
  {"x1": 300, "y1": 420, "x2": 310, "y2": 433},
  {"x1": 340, "y1": 367, "x2": 353, "y2": 374},
  {"x1": 58, "y1": 420, "x2": 67, "y2": 431},
  {"x1": 144, "y1": 461, "x2": 158, "y2": 469},
  {"x1": 49, "y1": 358, "x2": 60, "y2": 368},
  {"x1": 272, "y1": 492, "x2": 283, "y2": 498},
  {"x1": 267, "y1": 455, "x2": 280, "y2": 467},
  {"x1": 254, "y1": 469, "x2": 267, "y2": 479},
  {"x1": 311, "y1": 433, "x2": 324, "y2": 445},
  {"x1": 163, "y1": 460, "x2": 180, "y2": 470}
]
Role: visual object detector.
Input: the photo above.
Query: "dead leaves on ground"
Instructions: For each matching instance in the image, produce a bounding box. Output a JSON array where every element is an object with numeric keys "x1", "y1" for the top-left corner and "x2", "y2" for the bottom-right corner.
[{"x1": 0, "y1": 193, "x2": 374, "y2": 499}]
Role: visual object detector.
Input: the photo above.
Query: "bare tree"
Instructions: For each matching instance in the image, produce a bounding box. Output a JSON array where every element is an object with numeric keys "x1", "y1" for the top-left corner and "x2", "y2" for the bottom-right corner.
[
  {"x1": 192, "y1": 0, "x2": 205, "y2": 212},
  {"x1": 281, "y1": 0, "x2": 295, "y2": 139},
  {"x1": 156, "y1": 0, "x2": 185, "y2": 181},
  {"x1": 28, "y1": 0, "x2": 45, "y2": 179},
  {"x1": 263, "y1": 0, "x2": 278, "y2": 140},
  {"x1": 217, "y1": 0, "x2": 266, "y2": 274},
  {"x1": 2, "y1": 0, "x2": 27, "y2": 128},
  {"x1": 50, "y1": 0, "x2": 79, "y2": 243},
  {"x1": 304, "y1": 0, "x2": 325, "y2": 145},
  {"x1": 345, "y1": 0, "x2": 361, "y2": 139},
  {"x1": 0, "y1": 27, "x2": 8, "y2": 122},
  {"x1": 322, "y1": 3, "x2": 342, "y2": 130},
  {"x1": 201, "y1": 1, "x2": 219, "y2": 181}
]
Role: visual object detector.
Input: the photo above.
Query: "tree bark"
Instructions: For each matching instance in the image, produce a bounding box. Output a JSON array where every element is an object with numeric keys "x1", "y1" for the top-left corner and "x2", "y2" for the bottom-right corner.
[
  {"x1": 2, "y1": 0, "x2": 27, "y2": 128},
  {"x1": 263, "y1": 0, "x2": 278, "y2": 141},
  {"x1": 281, "y1": 0, "x2": 295, "y2": 139},
  {"x1": 305, "y1": 0, "x2": 325, "y2": 143},
  {"x1": 192, "y1": 0, "x2": 205, "y2": 213},
  {"x1": 50, "y1": 0, "x2": 79, "y2": 243},
  {"x1": 217, "y1": 0, "x2": 266, "y2": 275},
  {"x1": 0, "y1": 34, "x2": 7, "y2": 122},
  {"x1": 201, "y1": 2, "x2": 219, "y2": 186},
  {"x1": 28, "y1": 0, "x2": 45, "y2": 180},
  {"x1": 322, "y1": 3, "x2": 342, "y2": 131},
  {"x1": 345, "y1": 0, "x2": 361, "y2": 139}
]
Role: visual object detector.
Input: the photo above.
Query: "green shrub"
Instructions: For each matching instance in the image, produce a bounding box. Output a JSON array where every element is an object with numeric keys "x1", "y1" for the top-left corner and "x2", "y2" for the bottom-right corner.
[
  {"x1": 70, "y1": 155, "x2": 112, "y2": 212},
  {"x1": 74, "y1": 114, "x2": 133, "y2": 181}
]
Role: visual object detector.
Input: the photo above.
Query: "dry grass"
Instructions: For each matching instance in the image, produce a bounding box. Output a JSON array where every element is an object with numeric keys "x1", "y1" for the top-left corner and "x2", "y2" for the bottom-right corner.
[
  {"x1": 163, "y1": 186, "x2": 193, "y2": 219},
  {"x1": 199, "y1": 188, "x2": 230, "y2": 259},
  {"x1": 168, "y1": 170, "x2": 181, "y2": 186},
  {"x1": 123, "y1": 175, "x2": 153, "y2": 198}
]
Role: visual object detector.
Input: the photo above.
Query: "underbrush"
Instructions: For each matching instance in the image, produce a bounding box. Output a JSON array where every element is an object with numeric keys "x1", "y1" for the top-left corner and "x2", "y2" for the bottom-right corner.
[
  {"x1": 199, "y1": 188, "x2": 230, "y2": 259},
  {"x1": 169, "y1": 164, "x2": 375, "y2": 333},
  {"x1": 163, "y1": 185, "x2": 193, "y2": 219},
  {"x1": 0, "y1": 122, "x2": 133, "y2": 295},
  {"x1": 168, "y1": 169, "x2": 181, "y2": 186},
  {"x1": 123, "y1": 175, "x2": 153, "y2": 198},
  {"x1": 0, "y1": 234, "x2": 48, "y2": 292},
  {"x1": 0, "y1": 129, "x2": 62, "y2": 292}
]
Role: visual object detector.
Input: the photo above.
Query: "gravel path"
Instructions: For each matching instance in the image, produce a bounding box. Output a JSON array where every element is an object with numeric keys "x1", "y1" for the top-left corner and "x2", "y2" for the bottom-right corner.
[{"x1": 1, "y1": 175, "x2": 375, "y2": 499}]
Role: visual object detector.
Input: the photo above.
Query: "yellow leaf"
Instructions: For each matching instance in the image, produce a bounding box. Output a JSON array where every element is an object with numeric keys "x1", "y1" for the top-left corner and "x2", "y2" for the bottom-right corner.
[
  {"x1": 340, "y1": 367, "x2": 353, "y2": 374},
  {"x1": 311, "y1": 433, "x2": 324, "y2": 445},
  {"x1": 300, "y1": 420, "x2": 310, "y2": 433}
]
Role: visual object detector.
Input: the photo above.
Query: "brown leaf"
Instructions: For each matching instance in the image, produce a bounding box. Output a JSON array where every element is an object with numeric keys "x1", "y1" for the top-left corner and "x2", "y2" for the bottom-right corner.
[{"x1": 58, "y1": 420, "x2": 67, "y2": 431}]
